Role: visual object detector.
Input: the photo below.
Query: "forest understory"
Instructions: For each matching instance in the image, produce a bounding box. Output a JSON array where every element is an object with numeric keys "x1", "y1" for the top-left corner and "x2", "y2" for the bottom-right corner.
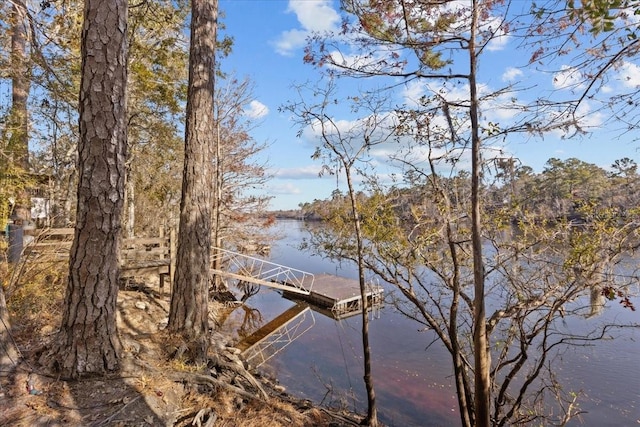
[{"x1": 0, "y1": 279, "x2": 361, "y2": 427}]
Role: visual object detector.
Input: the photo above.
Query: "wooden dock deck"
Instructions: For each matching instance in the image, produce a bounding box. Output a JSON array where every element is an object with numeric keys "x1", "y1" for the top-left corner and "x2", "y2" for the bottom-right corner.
[{"x1": 285, "y1": 274, "x2": 383, "y2": 319}]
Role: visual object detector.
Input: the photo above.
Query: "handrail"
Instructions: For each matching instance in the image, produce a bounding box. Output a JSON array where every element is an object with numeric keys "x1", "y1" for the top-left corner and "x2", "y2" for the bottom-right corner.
[{"x1": 211, "y1": 247, "x2": 314, "y2": 295}]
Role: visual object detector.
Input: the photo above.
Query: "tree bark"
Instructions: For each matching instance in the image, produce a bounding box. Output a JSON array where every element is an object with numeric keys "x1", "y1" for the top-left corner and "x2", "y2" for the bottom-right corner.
[
  {"x1": 345, "y1": 167, "x2": 378, "y2": 426},
  {"x1": 469, "y1": 2, "x2": 490, "y2": 426},
  {"x1": 168, "y1": 0, "x2": 218, "y2": 361},
  {"x1": 8, "y1": 0, "x2": 31, "y2": 222},
  {"x1": 51, "y1": 0, "x2": 128, "y2": 378},
  {"x1": 0, "y1": 284, "x2": 19, "y2": 373}
]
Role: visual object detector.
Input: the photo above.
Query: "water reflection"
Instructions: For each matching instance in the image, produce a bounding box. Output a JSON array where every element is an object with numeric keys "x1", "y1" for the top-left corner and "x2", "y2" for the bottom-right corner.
[
  {"x1": 218, "y1": 220, "x2": 640, "y2": 427},
  {"x1": 237, "y1": 303, "x2": 316, "y2": 368},
  {"x1": 589, "y1": 287, "x2": 605, "y2": 318}
]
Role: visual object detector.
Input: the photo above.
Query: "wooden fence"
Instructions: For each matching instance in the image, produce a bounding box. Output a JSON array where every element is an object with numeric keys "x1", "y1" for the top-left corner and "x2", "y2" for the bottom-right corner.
[{"x1": 23, "y1": 228, "x2": 176, "y2": 290}]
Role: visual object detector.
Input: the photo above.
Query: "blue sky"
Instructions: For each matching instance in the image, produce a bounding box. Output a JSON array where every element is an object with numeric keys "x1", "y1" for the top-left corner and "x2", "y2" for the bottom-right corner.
[{"x1": 221, "y1": 0, "x2": 639, "y2": 210}]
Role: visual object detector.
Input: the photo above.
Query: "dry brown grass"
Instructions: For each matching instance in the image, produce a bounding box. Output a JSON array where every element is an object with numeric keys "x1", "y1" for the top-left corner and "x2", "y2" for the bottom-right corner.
[
  {"x1": 7, "y1": 262, "x2": 66, "y2": 321},
  {"x1": 1, "y1": 264, "x2": 362, "y2": 427}
]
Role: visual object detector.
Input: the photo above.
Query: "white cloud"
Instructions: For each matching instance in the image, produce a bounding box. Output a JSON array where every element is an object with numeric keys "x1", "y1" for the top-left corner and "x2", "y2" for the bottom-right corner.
[
  {"x1": 273, "y1": 29, "x2": 308, "y2": 57},
  {"x1": 287, "y1": 0, "x2": 339, "y2": 32},
  {"x1": 546, "y1": 99, "x2": 603, "y2": 139},
  {"x1": 325, "y1": 48, "x2": 405, "y2": 74},
  {"x1": 486, "y1": 33, "x2": 510, "y2": 52},
  {"x1": 244, "y1": 100, "x2": 269, "y2": 119},
  {"x1": 482, "y1": 16, "x2": 511, "y2": 52},
  {"x1": 575, "y1": 100, "x2": 604, "y2": 128},
  {"x1": 401, "y1": 80, "x2": 426, "y2": 107},
  {"x1": 481, "y1": 85, "x2": 525, "y2": 123},
  {"x1": 269, "y1": 182, "x2": 302, "y2": 195},
  {"x1": 502, "y1": 67, "x2": 523, "y2": 82},
  {"x1": 391, "y1": 142, "x2": 473, "y2": 175},
  {"x1": 618, "y1": 61, "x2": 640, "y2": 88},
  {"x1": 275, "y1": 165, "x2": 323, "y2": 179},
  {"x1": 600, "y1": 85, "x2": 613, "y2": 94},
  {"x1": 552, "y1": 65, "x2": 584, "y2": 90},
  {"x1": 273, "y1": 0, "x2": 340, "y2": 56}
]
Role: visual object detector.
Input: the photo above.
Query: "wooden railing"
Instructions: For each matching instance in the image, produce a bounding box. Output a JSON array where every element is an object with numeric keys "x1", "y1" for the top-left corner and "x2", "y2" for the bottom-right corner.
[{"x1": 23, "y1": 228, "x2": 176, "y2": 290}]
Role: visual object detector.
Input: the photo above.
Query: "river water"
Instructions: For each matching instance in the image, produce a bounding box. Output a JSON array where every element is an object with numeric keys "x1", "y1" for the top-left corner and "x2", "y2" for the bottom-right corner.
[{"x1": 219, "y1": 220, "x2": 640, "y2": 426}]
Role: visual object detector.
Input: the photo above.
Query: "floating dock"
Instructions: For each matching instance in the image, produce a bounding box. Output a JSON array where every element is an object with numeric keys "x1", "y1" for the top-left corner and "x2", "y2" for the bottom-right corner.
[
  {"x1": 208, "y1": 248, "x2": 383, "y2": 319},
  {"x1": 285, "y1": 274, "x2": 384, "y2": 319}
]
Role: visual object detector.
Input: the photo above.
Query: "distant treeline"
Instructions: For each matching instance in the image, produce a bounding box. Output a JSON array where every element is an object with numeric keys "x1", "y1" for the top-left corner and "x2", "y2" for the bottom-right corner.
[{"x1": 289, "y1": 157, "x2": 640, "y2": 224}]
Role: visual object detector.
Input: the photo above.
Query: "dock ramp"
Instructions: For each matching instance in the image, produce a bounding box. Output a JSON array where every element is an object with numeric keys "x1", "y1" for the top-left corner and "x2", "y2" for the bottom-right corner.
[{"x1": 211, "y1": 247, "x2": 314, "y2": 295}]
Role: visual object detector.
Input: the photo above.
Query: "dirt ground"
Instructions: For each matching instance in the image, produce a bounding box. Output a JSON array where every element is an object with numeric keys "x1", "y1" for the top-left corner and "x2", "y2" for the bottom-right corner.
[{"x1": 0, "y1": 283, "x2": 362, "y2": 427}]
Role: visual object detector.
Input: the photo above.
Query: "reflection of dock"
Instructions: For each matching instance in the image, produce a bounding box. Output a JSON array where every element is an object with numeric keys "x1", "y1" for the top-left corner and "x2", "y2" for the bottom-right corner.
[
  {"x1": 286, "y1": 274, "x2": 384, "y2": 320},
  {"x1": 212, "y1": 249, "x2": 384, "y2": 365},
  {"x1": 234, "y1": 276, "x2": 383, "y2": 368},
  {"x1": 237, "y1": 303, "x2": 315, "y2": 368},
  {"x1": 236, "y1": 303, "x2": 308, "y2": 352}
]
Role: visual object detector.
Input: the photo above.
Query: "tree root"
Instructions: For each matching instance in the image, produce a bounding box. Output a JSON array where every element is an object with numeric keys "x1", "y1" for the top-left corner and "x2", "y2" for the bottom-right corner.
[
  {"x1": 169, "y1": 371, "x2": 264, "y2": 402},
  {"x1": 191, "y1": 407, "x2": 217, "y2": 427},
  {"x1": 317, "y1": 407, "x2": 362, "y2": 427},
  {"x1": 170, "y1": 345, "x2": 363, "y2": 426},
  {"x1": 210, "y1": 352, "x2": 268, "y2": 399}
]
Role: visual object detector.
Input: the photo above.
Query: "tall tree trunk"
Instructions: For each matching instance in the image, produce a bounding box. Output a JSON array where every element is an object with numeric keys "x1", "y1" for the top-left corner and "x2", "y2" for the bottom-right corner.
[
  {"x1": 8, "y1": 0, "x2": 31, "y2": 223},
  {"x1": 345, "y1": 167, "x2": 378, "y2": 426},
  {"x1": 469, "y1": 2, "x2": 490, "y2": 425},
  {"x1": 0, "y1": 284, "x2": 19, "y2": 373},
  {"x1": 168, "y1": 0, "x2": 217, "y2": 362},
  {"x1": 51, "y1": 0, "x2": 128, "y2": 378},
  {"x1": 212, "y1": 122, "x2": 222, "y2": 291},
  {"x1": 447, "y1": 225, "x2": 473, "y2": 427}
]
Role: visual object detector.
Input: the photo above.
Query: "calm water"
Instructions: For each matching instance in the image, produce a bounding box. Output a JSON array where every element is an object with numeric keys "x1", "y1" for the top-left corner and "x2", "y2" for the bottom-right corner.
[{"x1": 220, "y1": 220, "x2": 640, "y2": 426}]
